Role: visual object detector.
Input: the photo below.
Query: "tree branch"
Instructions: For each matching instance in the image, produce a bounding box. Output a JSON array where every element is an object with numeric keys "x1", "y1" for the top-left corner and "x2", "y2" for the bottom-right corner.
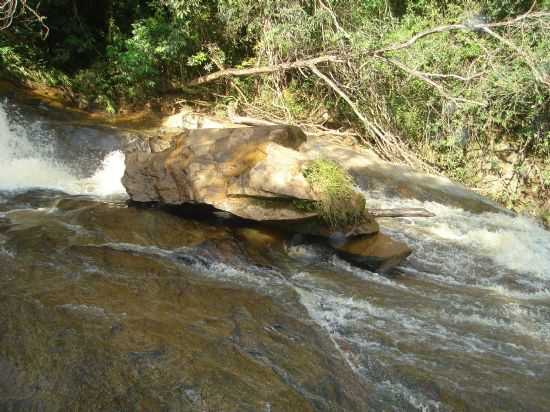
[
  {"x1": 480, "y1": 26, "x2": 549, "y2": 86},
  {"x1": 380, "y1": 57, "x2": 486, "y2": 106},
  {"x1": 23, "y1": 2, "x2": 49, "y2": 38},
  {"x1": 189, "y1": 10, "x2": 550, "y2": 88},
  {"x1": 0, "y1": 0, "x2": 19, "y2": 30},
  {"x1": 317, "y1": 0, "x2": 350, "y2": 39},
  {"x1": 0, "y1": 0, "x2": 49, "y2": 38},
  {"x1": 307, "y1": 62, "x2": 427, "y2": 168},
  {"x1": 189, "y1": 55, "x2": 343, "y2": 86},
  {"x1": 373, "y1": 11, "x2": 550, "y2": 55}
]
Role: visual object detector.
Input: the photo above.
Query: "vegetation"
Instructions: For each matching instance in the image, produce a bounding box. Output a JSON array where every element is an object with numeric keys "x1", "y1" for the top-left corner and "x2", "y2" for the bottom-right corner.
[
  {"x1": 296, "y1": 159, "x2": 365, "y2": 228},
  {"x1": 0, "y1": 0, "x2": 549, "y2": 217}
]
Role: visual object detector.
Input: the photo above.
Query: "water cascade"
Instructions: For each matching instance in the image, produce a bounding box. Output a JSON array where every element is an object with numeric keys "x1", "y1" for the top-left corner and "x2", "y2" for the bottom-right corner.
[
  {"x1": 0, "y1": 100, "x2": 127, "y2": 197},
  {"x1": 0, "y1": 99, "x2": 549, "y2": 411}
]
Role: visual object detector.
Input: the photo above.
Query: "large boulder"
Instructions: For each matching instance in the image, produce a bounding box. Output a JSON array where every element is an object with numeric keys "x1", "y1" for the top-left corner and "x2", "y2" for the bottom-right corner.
[
  {"x1": 122, "y1": 125, "x2": 414, "y2": 272},
  {"x1": 123, "y1": 126, "x2": 321, "y2": 221},
  {"x1": 123, "y1": 125, "x2": 379, "y2": 230}
]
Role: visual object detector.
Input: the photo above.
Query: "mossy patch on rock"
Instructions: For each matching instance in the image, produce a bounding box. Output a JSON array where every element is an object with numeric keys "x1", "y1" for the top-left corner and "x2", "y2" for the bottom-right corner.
[{"x1": 297, "y1": 159, "x2": 366, "y2": 229}]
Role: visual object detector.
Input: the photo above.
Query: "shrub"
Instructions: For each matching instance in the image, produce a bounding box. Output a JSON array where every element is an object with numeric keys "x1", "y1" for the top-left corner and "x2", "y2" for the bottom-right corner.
[{"x1": 299, "y1": 159, "x2": 365, "y2": 229}]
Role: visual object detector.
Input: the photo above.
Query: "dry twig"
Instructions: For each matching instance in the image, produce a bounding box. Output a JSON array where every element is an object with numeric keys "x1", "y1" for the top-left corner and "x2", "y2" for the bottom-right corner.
[{"x1": 189, "y1": 55, "x2": 343, "y2": 86}]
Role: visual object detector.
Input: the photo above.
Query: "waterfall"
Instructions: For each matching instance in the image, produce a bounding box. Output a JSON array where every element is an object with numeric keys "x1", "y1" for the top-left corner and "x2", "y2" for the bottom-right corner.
[{"x1": 0, "y1": 100, "x2": 127, "y2": 197}]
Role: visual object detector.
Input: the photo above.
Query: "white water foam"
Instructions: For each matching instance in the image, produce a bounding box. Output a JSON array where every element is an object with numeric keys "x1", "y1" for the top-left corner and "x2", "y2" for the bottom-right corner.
[
  {"x1": 76, "y1": 150, "x2": 127, "y2": 197},
  {"x1": 362, "y1": 190, "x2": 550, "y2": 280},
  {"x1": 0, "y1": 101, "x2": 127, "y2": 198}
]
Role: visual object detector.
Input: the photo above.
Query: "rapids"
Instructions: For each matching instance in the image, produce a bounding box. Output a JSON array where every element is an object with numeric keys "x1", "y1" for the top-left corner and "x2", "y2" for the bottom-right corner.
[{"x1": 0, "y1": 98, "x2": 549, "y2": 411}]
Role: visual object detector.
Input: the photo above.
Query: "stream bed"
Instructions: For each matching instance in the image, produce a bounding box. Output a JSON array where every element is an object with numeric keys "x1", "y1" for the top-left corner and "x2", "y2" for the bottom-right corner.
[{"x1": 1, "y1": 98, "x2": 549, "y2": 411}]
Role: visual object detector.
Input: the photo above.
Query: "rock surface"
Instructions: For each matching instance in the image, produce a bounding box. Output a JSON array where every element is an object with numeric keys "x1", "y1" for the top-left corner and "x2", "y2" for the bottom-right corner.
[
  {"x1": 0, "y1": 196, "x2": 371, "y2": 411},
  {"x1": 124, "y1": 125, "x2": 382, "y2": 231},
  {"x1": 123, "y1": 125, "x2": 322, "y2": 221},
  {"x1": 123, "y1": 123, "x2": 413, "y2": 271},
  {"x1": 335, "y1": 232, "x2": 413, "y2": 273}
]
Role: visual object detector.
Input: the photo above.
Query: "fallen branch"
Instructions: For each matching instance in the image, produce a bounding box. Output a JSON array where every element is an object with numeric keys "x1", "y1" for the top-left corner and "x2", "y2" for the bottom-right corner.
[
  {"x1": 368, "y1": 208, "x2": 435, "y2": 218},
  {"x1": 381, "y1": 57, "x2": 486, "y2": 106},
  {"x1": 307, "y1": 62, "x2": 426, "y2": 168},
  {"x1": 189, "y1": 55, "x2": 342, "y2": 86}
]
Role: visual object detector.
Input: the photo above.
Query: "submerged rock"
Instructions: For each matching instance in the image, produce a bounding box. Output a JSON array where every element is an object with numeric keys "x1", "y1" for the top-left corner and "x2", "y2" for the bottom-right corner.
[
  {"x1": 273, "y1": 214, "x2": 379, "y2": 238},
  {"x1": 335, "y1": 232, "x2": 412, "y2": 273}
]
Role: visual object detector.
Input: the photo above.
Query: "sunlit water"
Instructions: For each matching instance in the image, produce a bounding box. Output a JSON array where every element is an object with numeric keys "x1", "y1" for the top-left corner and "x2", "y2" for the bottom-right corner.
[{"x1": 0, "y1": 100, "x2": 549, "y2": 411}]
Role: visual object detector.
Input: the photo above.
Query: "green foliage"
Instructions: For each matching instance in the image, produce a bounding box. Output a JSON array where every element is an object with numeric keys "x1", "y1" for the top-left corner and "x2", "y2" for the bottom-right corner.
[
  {"x1": 361, "y1": 1, "x2": 550, "y2": 183},
  {"x1": 0, "y1": 33, "x2": 70, "y2": 87},
  {"x1": 299, "y1": 159, "x2": 365, "y2": 229},
  {"x1": 1, "y1": 0, "x2": 548, "y2": 215}
]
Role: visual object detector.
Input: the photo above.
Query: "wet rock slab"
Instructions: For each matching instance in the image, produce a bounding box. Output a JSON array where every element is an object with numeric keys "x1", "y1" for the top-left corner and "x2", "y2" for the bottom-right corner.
[{"x1": 0, "y1": 197, "x2": 371, "y2": 411}]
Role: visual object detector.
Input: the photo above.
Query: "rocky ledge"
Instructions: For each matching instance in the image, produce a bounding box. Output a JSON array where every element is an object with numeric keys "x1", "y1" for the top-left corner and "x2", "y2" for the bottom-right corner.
[{"x1": 122, "y1": 124, "x2": 414, "y2": 272}]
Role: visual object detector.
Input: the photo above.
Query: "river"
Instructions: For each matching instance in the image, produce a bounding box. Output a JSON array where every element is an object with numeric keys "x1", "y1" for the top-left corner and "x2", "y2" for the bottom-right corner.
[{"x1": 1, "y1": 98, "x2": 549, "y2": 411}]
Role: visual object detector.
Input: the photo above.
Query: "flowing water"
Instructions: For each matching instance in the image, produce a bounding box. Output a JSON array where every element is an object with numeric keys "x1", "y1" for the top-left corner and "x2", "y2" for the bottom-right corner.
[{"x1": 0, "y1": 98, "x2": 549, "y2": 411}]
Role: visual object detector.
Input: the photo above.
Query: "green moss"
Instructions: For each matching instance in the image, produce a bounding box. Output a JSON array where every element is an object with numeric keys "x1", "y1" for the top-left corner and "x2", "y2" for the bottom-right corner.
[
  {"x1": 292, "y1": 198, "x2": 318, "y2": 214},
  {"x1": 299, "y1": 159, "x2": 365, "y2": 229},
  {"x1": 541, "y1": 210, "x2": 550, "y2": 229}
]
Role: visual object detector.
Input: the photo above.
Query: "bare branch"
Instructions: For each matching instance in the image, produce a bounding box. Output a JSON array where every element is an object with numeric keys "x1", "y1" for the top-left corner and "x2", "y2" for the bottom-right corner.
[
  {"x1": 374, "y1": 23, "x2": 468, "y2": 55},
  {"x1": 480, "y1": 26, "x2": 549, "y2": 86},
  {"x1": 317, "y1": 0, "x2": 350, "y2": 39},
  {"x1": 308, "y1": 63, "x2": 374, "y2": 133},
  {"x1": 189, "y1": 55, "x2": 343, "y2": 86},
  {"x1": 420, "y1": 71, "x2": 484, "y2": 82},
  {"x1": 307, "y1": 63, "x2": 429, "y2": 169},
  {"x1": 381, "y1": 57, "x2": 486, "y2": 106},
  {"x1": 373, "y1": 11, "x2": 550, "y2": 55},
  {"x1": 23, "y1": 2, "x2": 49, "y2": 38},
  {"x1": 0, "y1": 0, "x2": 49, "y2": 38},
  {"x1": 0, "y1": 0, "x2": 19, "y2": 30}
]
